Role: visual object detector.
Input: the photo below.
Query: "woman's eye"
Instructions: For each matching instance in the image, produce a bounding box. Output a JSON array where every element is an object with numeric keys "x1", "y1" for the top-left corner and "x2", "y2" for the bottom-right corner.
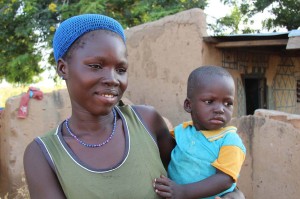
[
  {"x1": 88, "y1": 64, "x2": 102, "y2": 69},
  {"x1": 116, "y1": 67, "x2": 127, "y2": 74},
  {"x1": 224, "y1": 102, "x2": 233, "y2": 107}
]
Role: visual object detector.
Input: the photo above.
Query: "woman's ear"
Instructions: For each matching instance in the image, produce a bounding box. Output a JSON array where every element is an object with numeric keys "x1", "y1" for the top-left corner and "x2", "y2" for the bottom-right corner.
[
  {"x1": 184, "y1": 98, "x2": 192, "y2": 113},
  {"x1": 56, "y1": 59, "x2": 68, "y2": 80}
]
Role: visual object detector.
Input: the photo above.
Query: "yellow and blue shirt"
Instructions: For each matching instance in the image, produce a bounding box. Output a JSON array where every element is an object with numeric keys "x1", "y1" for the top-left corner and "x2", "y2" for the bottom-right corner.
[{"x1": 168, "y1": 121, "x2": 246, "y2": 199}]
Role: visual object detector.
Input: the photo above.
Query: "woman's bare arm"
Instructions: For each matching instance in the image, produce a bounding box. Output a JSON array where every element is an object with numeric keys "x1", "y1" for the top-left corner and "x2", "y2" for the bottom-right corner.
[{"x1": 23, "y1": 141, "x2": 66, "y2": 199}]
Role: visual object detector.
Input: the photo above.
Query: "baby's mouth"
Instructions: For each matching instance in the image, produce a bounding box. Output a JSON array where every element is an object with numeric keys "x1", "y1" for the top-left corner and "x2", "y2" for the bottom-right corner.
[{"x1": 210, "y1": 117, "x2": 225, "y2": 124}]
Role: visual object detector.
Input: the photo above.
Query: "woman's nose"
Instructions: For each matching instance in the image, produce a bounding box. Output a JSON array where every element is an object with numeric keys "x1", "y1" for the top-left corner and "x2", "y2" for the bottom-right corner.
[{"x1": 102, "y1": 69, "x2": 119, "y2": 86}]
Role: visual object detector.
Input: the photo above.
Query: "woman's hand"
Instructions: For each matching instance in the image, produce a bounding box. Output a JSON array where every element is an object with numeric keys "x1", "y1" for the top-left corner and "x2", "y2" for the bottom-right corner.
[{"x1": 153, "y1": 175, "x2": 186, "y2": 199}]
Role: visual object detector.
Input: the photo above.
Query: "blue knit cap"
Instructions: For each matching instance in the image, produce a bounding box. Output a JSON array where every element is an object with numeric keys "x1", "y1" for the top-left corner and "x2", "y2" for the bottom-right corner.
[{"x1": 53, "y1": 14, "x2": 126, "y2": 63}]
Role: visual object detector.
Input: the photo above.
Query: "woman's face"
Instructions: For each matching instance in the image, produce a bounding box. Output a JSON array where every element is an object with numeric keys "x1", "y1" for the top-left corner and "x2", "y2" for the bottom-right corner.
[{"x1": 63, "y1": 31, "x2": 128, "y2": 115}]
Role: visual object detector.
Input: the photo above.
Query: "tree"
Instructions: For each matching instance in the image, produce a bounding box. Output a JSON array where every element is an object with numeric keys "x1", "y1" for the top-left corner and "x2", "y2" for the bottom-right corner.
[
  {"x1": 209, "y1": 4, "x2": 250, "y2": 35},
  {"x1": 0, "y1": 0, "x2": 60, "y2": 84},
  {"x1": 253, "y1": 0, "x2": 300, "y2": 31},
  {"x1": 211, "y1": 0, "x2": 299, "y2": 35},
  {"x1": 0, "y1": 0, "x2": 208, "y2": 84}
]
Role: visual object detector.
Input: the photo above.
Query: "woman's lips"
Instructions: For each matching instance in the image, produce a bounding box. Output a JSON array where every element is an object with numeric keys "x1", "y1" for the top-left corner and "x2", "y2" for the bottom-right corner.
[
  {"x1": 94, "y1": 91, "x2": 118, "y2": 104},
  {"x1": 101, "y1": 93, "x2": 115, "y2": 98}
]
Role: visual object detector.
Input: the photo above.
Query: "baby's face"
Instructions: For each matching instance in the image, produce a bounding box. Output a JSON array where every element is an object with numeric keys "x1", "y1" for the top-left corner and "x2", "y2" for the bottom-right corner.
[{"x1": 188, "y1": 75, "x2": 235, "y2": 131}]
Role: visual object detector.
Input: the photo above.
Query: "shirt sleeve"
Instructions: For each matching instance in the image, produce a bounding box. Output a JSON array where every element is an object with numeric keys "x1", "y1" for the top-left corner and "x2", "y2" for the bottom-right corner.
[
  {"x1": 170, "y1": 121, "x2": 193, "y2": 138},
  {"x1": 211, "y1": 133, "x2": 246, "y2": 182}
]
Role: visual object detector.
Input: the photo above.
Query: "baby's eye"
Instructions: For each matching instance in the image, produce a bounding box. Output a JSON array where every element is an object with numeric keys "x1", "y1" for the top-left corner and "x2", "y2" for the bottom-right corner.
[
  {"x1": 88, "y1": 64, "x2": 102, "y2": 69},
  {"x1": 204, "y1": 100, "x2": 212, "y2": 104}
]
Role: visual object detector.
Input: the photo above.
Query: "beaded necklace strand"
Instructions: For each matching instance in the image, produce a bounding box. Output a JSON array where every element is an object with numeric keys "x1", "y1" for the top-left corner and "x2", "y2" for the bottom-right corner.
[{"x1": 65, "y1": 108, "x2": 117, "y2": 148}]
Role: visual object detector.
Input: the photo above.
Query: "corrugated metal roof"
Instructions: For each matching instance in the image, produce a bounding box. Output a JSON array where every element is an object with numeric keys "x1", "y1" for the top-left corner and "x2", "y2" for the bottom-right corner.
[
  {"x1": 206, "y1": 29, "x2": 300, "y2": 42},
  {"x1": 289, "y1": 29, "x2": 300, "y2": 37},
  {"x1": 205, "y1": 32, "x2": 289, "y2": 42},
  {"x1": 220, "y1": 32, "x2": 289, "y2": 37},
  {"x1": 203, "y1": 29, "x2": 300, "y2": 52}
]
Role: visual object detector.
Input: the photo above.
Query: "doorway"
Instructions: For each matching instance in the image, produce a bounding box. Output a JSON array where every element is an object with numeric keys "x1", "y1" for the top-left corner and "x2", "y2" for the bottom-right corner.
[{"x1": 244, "y1": 77, "x2": 267, "y2": 115}]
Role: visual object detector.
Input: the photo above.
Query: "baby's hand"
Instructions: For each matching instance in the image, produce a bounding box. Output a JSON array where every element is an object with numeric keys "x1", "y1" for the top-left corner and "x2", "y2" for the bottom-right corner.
[{"x1": 153, "y1": 175, "x2": 185, "y2": 199}]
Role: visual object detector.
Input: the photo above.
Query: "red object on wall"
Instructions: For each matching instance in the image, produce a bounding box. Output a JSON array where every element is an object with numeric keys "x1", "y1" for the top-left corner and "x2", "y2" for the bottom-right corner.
[{"x1": 18, "y1": 87, "x2": 43, "y2": 119}]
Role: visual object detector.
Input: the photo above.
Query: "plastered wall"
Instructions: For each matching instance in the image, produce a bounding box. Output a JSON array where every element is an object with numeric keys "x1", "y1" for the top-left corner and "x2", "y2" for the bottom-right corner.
[{"x1": 231, "y1": 109, "x2": 300, "y2": 198}]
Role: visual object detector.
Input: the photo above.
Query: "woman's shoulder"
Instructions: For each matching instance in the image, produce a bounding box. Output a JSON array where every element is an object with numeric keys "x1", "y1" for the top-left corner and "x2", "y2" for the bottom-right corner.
[
  {"x1": 125, "y1": 105, "x2": 165, "y2": 136},
  {"x1": 132, "y1": 104, "x2": 157, "y2": 116},
  {"x1": 117, "y1": 104, "x2": 158, "y2": 123},
  {"x1": 132, "y1": 105, "x2": 166, "y2": 129}
]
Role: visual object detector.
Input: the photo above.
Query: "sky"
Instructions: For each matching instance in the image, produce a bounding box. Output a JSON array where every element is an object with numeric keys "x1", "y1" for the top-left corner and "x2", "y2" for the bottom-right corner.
[{"x1": 205, "y1": 0, "x2": 231, "y2": 23}]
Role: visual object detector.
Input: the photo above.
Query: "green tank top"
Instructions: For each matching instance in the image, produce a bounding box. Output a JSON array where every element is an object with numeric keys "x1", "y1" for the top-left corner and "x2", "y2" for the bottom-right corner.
[{"x1": 36, "y1": 105, "x2": 166, "y2": 199}]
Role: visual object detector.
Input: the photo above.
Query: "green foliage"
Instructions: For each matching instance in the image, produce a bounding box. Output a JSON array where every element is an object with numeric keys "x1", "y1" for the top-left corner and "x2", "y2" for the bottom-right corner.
[
  {"x1": 263, "y1": 0, "x2": 300, "y2": 30},
  {"x1": 215, "y1": 0, "x2": 300, "y2": 35},
  {"x1": 216, "y1": 5, "x2": 242, "y2": 34},
  {"x1": 0, "y1": 0, "x2": 58, "y2": 84},
  {"x1": 0, "y1": 0, "x2": 207, "y2": 84}
]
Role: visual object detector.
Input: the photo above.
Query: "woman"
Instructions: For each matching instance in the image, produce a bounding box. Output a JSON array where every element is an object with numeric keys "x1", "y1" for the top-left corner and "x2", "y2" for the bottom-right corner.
[{"x1": 23, "y1": 14, "x2": 174, "y2": 199}]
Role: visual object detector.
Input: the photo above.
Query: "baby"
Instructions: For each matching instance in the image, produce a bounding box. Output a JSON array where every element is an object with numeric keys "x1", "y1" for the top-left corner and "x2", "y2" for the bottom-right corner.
[{"x1": 154, "y1": 66, "x2": 246, "y2": 199}]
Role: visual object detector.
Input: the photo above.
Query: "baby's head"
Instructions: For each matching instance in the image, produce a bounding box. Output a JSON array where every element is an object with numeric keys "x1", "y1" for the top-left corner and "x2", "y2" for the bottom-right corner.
[{"x1": 184, "y1": 66, "x2": 235, "y2": 130}]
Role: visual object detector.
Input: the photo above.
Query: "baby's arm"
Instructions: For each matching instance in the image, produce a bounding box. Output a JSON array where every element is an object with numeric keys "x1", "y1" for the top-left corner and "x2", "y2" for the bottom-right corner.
[{"x1": 153, "y1": 170, "x2": 233, "y2": 199}]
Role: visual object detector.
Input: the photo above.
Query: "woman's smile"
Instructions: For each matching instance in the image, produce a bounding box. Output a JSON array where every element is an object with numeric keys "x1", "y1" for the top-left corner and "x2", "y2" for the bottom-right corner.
[{"x1": 94, "y1": 90, "x2": 119, "y2": 104}]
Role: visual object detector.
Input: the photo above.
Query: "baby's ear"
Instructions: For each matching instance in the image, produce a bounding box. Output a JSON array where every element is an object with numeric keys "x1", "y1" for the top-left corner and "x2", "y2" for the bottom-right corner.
[{"x1": 183, "y1": 98, "x2": 191, "y2": 113}]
